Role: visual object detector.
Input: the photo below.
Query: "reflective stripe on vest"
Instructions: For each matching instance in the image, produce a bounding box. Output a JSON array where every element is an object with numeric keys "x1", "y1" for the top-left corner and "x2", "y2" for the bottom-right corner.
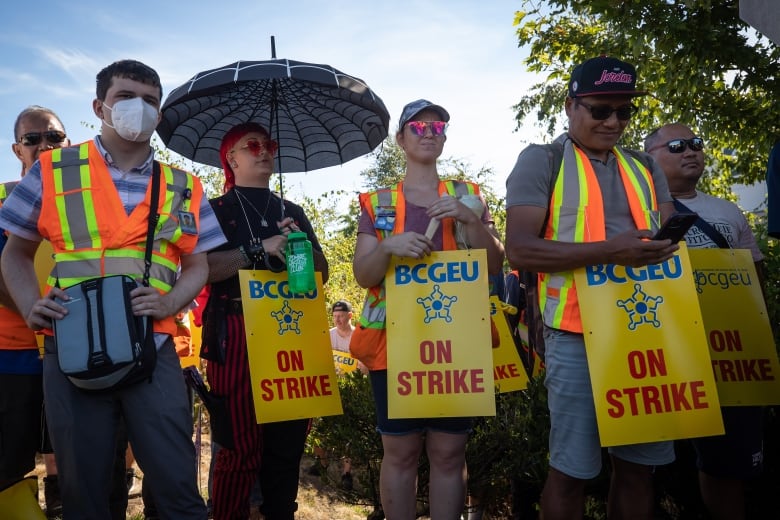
[
  {"x1": 38, "y1": 141, "x2": 203, "y2": 336},
  {"x1": 0, "y1": 181, "x2": 19, "y2": 204},
  {"x1": 541, "y1": 144, "x2": 657, "y2": 333},
  {"x1": 357, "y1": 180, "x2": 481, "y2": 331}
]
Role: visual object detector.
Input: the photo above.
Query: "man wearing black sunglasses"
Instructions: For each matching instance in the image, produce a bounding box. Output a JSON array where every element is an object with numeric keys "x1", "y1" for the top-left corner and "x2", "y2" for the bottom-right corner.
[
  {"x1": 11, "y1": 106, "x2": 70, "y2": 177},
  {"x1": 647, "y1": 123, "x2": 765, "y2": 520},
  {"x1": 506, "y1": 56, "x2": 679, "y2": 520},
  {"x1": 1, "y1": 106, "x2": 69, "y2": 517}
]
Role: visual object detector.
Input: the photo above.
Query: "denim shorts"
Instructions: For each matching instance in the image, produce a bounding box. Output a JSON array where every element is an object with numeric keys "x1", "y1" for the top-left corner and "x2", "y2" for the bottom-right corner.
[
  {"x1": 692, "y1": 405, "x2": 763, "y2": 479},
  {"x1": 544, "y1": 328, "x2": 674, "y2": 479},
  {"x1": 368, "y1": 370, "x2": 473, "y2": 435}
]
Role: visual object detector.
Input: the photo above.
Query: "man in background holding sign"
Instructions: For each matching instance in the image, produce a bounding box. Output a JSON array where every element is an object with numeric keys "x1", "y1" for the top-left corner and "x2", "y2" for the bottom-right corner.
[
  {"x1": 327, "y1": 300, "x2": 360, "y2": 491},
  {"x1": 505, "y1": 56, "x2": 679, "y2": 520},
  {"x1": 330, "y1": 300, "x2": 365, "y2": 375},
  {"x1": 308, "y1": 300, "x2": 361, "y2": 490},
  {"x1": 647, "y1": 123, "x2": 765, "y2": 520}
]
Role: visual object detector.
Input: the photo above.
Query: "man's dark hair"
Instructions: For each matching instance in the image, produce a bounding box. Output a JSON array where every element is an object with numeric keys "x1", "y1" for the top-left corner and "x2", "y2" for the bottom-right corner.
[
  {"x1": 95, "y1": 59, "x2": 162, "y2": 101},
  {"x1": 13, "y1": 105, "x2": 64, "y2": 141}
]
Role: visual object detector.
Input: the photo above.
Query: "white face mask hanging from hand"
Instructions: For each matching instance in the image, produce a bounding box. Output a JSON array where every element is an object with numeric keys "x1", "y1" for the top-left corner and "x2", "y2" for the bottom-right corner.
[{"x1": 103, "y1": 97, "x2": 159, "y2": 142}]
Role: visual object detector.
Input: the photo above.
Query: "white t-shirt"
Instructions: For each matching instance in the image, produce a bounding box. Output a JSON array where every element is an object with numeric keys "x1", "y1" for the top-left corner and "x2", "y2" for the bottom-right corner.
[
  {"x1": 676, "y1": 191, "x2": 763, "y2": 261},
  {"x1": 329, "y1": 327, "x2": 353, "y2": 353}
]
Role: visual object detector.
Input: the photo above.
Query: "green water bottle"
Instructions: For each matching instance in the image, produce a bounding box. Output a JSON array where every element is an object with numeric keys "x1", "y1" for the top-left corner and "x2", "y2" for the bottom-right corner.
[{"x1": 285, "y1": 232, "x2": 316, "y2": 293}]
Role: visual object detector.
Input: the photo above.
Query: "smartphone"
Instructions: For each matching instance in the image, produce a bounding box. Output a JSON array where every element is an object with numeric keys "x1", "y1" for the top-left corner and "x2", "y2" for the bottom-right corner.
[{"x1": 652, "y1": 212, "x2": 698, "y2": 242}]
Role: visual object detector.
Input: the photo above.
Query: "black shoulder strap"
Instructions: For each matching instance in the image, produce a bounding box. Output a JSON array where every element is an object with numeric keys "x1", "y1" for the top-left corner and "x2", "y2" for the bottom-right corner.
[
  {"x1": 142, "y1": 162, "x2": 162, "y2": 288},
  {"x1": 538, "y1": 143, "x2": 564, "y2": 237},
  {"x1": 673, "y1": 199, "x2": 730, "y2": 249},
  {"x1": 546, "y1": 142, "x2": 564, "y2": 198}
]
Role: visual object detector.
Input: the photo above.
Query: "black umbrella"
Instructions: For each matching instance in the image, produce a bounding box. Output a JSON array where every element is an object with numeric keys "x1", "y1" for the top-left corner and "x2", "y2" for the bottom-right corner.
[{"x1": 157, "y1": 37, "x2": 390, "y2": 202}]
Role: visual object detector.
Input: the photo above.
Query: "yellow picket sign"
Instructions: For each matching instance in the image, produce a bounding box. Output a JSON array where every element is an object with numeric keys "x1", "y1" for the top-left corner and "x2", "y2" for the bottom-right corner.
[
  {"x1": 239, "y1": 270, "x2": 342, "y2": 423},
  {"x1": 385, "y1": 249, "x2": 496, "y2": 418},
  {"x1": 574, "y1": 244, "x2": 723, "y2": 446},
  {"x1": 517, "y1": 320, "x2": 544, "y2": 377},
  {"x1": 34, "y1": 240, "x2": 55, "y2": 349},
  {"x1": 689, "y1": 248, "x2": 780, "y2": 405},
  {"x1": 514, "y1": 320, "x2": 545, "y2": 378},
  {"x1": 333, "y1": 349, "x2": 360, "y2": 374},
  {"x1": 489, "y1": 295, "x2": 529, "y2": 393},
  {"x1": 179, "y1": 311, "x2": 202, "y2": 369}
]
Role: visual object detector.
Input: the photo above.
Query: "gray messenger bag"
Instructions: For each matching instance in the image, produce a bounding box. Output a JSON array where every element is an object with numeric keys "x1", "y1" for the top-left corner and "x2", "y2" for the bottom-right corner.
[
  {"x1": 54, "y1": 275, "x2": 155, "y2": 391},
  {"x1": 52, "y1": 163, "x2": 161, "y2": 391}
]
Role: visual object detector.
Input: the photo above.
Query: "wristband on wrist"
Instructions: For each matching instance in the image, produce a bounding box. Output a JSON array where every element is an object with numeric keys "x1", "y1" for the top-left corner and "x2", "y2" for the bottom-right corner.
[
  {"x1": 238, "y1": 245, "x2": 252, "y2": 265},
  {"x1": 244, "y1": 240, "x2": 266, "y2": 264}
]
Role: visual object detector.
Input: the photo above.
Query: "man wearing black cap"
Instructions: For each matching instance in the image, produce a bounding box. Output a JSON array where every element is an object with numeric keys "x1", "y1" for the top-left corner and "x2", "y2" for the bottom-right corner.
[
  {"x1": 330, "y1": 299, "x2": 360, "y2": 489},
  {"x1": 505, "y1": 56, "x2": 679, "y2": 519},
  {"x1": 329, "y1": 300, "x2": 354, "y2": 352}
]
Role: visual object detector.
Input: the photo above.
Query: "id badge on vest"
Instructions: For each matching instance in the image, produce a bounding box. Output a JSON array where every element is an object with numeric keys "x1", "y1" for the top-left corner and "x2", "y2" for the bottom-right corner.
[
  {"x1": 178, "y1": 211, "x2": 197, "y2": 235},
  {"x1": 374, "y1": 206, "x2": 395, "y2": 231}
]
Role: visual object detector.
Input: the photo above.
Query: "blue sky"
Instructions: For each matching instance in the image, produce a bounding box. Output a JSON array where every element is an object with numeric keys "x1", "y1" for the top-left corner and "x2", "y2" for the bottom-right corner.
[{"x1": 0, "y1": 0, "x2": 550, "y2": 201}]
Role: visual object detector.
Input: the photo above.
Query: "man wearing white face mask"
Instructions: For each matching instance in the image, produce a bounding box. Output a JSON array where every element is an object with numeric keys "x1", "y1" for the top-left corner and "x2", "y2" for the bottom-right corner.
[
  {"x1": 0, "y1": 59, "x2": 226, "y2": 519},
  {"x1": 102, "y1": 95, "x2": 161, "y2": 142}
]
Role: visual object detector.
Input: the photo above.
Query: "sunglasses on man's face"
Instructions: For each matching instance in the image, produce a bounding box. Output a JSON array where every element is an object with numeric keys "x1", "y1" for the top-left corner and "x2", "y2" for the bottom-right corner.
[
  {"x1": 18, "y1": 130, "x2": 67, "y2": 147},
  {"x1": 576, "y1": 100, "x2": 637, "y2": 121},
  {"x1": 649, "y1": 137, "x2": 705, "y2": 154},
  {"x1": 240, "y1": 138, "x2": 279, "y2": 156},
  {"x1": 406, "y1": 120, "x2": 448, "y2": 137}
]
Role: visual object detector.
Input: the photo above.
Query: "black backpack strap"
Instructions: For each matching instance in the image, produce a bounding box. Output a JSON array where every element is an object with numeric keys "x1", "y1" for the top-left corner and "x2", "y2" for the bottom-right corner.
[
  {"x1": 673, "y1": 199, "x2": 730, "y2": 249},
  {"x1": 540, "y1": 142, "x2": 565, "y2": 236}
]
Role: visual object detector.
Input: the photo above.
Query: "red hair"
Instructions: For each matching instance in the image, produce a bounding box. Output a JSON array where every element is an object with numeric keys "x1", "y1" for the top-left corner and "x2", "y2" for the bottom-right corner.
[{"x1": 219, "y1": 122, "x2": 271, "y2": 191}]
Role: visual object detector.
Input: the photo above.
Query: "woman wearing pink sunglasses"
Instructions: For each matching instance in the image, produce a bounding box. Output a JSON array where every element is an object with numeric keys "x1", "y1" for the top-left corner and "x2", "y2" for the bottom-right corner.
[{"x1": 350, "y1": 100, "x2": 504, "y2": 519}]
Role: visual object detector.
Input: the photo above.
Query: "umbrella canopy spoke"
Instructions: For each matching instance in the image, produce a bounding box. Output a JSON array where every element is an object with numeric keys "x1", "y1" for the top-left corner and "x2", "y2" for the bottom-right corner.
[{"x1": 158, "y1": 59, "x2": 390, "y2": 173}]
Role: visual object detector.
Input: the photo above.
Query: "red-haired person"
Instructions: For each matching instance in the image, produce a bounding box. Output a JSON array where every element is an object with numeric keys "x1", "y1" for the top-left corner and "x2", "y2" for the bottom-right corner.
[{"x1": 203, "y1": 122, "x2": 328, "y2": 520}]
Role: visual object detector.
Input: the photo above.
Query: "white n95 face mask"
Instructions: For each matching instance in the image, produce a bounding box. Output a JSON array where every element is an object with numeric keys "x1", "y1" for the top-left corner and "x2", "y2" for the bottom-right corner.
[{"x1": 103, "y1": 97, "x2": 159, "y2": 142}]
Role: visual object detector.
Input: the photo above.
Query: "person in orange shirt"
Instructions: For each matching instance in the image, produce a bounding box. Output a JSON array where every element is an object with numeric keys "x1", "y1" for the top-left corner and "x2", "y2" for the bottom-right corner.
[{"x1": 0, "y1": 106, "x2": 69, "y2": 517}]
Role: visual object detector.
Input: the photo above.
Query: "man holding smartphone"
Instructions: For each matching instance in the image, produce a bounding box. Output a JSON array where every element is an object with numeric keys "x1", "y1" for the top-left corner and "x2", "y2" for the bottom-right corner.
[
  {"x1": 646, "y1": 123, "x2": 764, "y2": 520},
  {"x1": 505, "y1": 56, "x2": 679, "y2": 520}
]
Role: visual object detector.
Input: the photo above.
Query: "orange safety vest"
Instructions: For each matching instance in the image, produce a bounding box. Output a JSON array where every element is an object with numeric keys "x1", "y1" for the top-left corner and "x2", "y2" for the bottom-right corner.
[
  {"x1": 540, "y1": 143, "x2": 657, "y2": 333},
  {"x1": 350, "y1": 180, "x2": 480, "y2": 370},
  {"x1": 38, "y1": 141, "x2": 204, "y2": 337},
  {"x1": 0, "y1": 181, "x2": 38, "y2": 350}
]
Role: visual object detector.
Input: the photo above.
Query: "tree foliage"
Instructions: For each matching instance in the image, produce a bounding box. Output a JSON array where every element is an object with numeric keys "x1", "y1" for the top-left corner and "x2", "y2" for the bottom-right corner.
[
  {"x1": 513, "y1": 0, "x2": 780, "y2": 192},
  {"x1": 298, "y1": 191, "x2": 365, "y2": 310},
  {"x1": 360, "y1": 137, "x2": 407, "y2": 191}
]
